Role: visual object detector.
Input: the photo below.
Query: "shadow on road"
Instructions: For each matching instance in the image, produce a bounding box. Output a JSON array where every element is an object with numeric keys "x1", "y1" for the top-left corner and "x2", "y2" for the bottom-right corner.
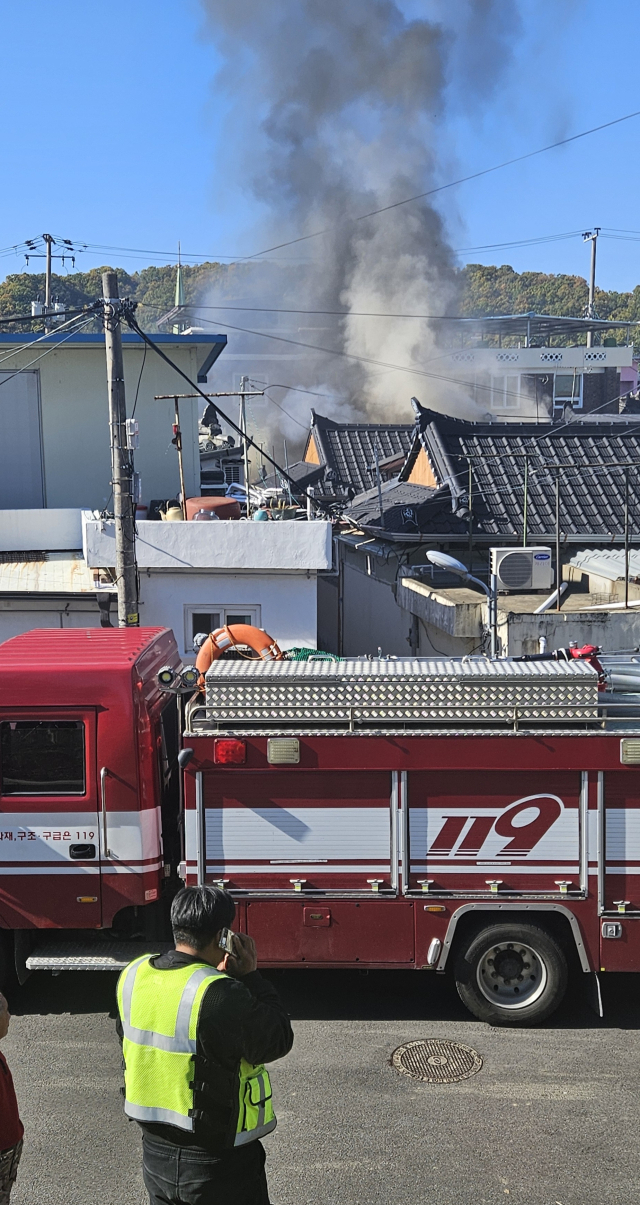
[{"x1": 10, "y1": 965, "x2": 640, "y2": 1030}]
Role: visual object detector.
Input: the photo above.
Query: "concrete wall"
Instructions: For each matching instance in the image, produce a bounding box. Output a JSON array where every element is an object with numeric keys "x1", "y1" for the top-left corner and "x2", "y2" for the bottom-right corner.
[
  {"x1": 341, "y1": 562, "x2": 412, "y2": 656},
  {"x1": 84, "y1": 516, "x2": 332, "y2": 571},
  {"x1": 0, "y1": 568, "x2": 318, "y2": 658},
  {"x1": 0, "y1": 596, "x2": 103, "y2": 641},
  {"x1": 0, "y1": 509, "x2": 83, "y2": 551},
  {"x1": 502, "y1": 609, "x2": 640, "y2": 656},
  {"x1": 138, "y1": 570, "x2": 318, "y2": 659},
  {"x1": 0, "y1": 337, "x2": 215, "y2": 510}
]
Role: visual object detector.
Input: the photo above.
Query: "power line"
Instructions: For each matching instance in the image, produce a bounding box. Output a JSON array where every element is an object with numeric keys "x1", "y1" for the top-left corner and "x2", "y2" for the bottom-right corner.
[
  {"x1": 0, "y1": 308, "x2": 99, "y2": 368},
  {"x1": 47, "y1": 229, "x2": 586, "y2": 271},
  {"x1": 0, "y1": 306, "x2": 91, "y2": 327},
  {"x1": 166, "y1": 311, "x2": 570, "y2": 405},
  {"x1": 246, "y1": 108, "x2": 640, "y2": 258},
  {"x1": 50, "y1": 238, "x2": 309, "y2": 266},
  {"x1": 0, "y1": 315, "x2": 97, "y2": 389},
  {"x1": 122, "y1": 307, "x2": 329, "y2": 505}
]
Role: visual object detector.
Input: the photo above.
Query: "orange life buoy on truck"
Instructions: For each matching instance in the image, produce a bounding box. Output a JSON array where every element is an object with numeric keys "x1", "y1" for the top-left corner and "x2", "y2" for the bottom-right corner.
[{"x1": 195, "y1": 624, "x2": 284, "y2": 684}]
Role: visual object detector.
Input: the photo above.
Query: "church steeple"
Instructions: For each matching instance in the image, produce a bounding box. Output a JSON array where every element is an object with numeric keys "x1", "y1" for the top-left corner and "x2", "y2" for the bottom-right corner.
[{"x1": 173, "y1": 242, "x2": 185, "y2": 333}]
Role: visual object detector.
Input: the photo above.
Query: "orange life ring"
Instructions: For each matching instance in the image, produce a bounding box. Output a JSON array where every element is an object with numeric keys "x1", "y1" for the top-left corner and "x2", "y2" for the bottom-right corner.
[{"x1": 195, "y1": 624, "x2": 284, "y2": 683}]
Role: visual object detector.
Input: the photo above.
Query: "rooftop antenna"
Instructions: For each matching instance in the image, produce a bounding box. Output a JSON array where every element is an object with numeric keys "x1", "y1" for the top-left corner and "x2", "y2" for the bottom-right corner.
[{"x1": 373, "y1": 439, "x2": 385, "y2": 530}]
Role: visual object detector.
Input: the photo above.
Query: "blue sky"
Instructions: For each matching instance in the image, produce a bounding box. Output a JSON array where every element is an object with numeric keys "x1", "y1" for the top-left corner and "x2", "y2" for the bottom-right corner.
[{"x1": 1, "y1": 0, "x2": 639, "y2": 293}]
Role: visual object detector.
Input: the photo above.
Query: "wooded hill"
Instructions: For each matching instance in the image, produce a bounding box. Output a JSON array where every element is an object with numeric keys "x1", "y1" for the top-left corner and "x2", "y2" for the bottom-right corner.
[{"x1": 2, "y1": 261, "x2": 640, "y2": 336}]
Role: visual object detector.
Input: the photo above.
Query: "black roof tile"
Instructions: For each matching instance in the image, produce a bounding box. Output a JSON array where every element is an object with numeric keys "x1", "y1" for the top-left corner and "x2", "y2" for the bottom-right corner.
[
  {"x1": 404, "y1": 403, "x2": 640, "y2": 539},
  {"x1": 307, "y1": 410, "x2": 413, "y2": 497}
]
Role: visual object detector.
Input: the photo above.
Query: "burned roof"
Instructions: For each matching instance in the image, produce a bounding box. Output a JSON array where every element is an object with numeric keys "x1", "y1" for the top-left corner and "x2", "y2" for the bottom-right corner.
[
  {"x1": 305, "y1": 410, "x2": 414, "y2": 497},
  {"x1": 345, "y1": 482, "x2": 439, "y2": 535},
  {"x1": 402, "y1": 400, "x2": 640, "y2": 541}
]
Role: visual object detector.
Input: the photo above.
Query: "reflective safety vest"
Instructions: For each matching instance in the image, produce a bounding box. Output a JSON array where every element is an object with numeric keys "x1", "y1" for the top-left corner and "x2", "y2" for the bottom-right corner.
[{"x1": 117, "y1": 955, "x2": 276, "y2": 1145}]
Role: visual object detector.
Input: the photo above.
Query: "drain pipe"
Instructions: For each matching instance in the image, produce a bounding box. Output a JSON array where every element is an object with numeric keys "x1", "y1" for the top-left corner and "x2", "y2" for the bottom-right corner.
[{"x1": 534, "y1": 583, "x2": 568, "y2": 614}]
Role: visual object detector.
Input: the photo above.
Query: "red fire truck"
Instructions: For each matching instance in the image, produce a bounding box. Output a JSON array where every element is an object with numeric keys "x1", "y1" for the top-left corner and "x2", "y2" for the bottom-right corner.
[{"x1": 1, "y1": 626, "x2": 639, "y2": 1027}]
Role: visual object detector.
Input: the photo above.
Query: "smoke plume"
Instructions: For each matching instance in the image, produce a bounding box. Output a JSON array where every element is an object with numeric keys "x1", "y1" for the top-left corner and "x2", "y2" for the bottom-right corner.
[{"x1": 198, "y1": 0, "x2": 521, "y2": 449}]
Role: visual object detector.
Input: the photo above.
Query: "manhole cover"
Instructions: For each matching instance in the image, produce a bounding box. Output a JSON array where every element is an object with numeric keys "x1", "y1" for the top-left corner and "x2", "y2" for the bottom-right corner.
[{"x1": 391, "y1": 1039, "x2": 482, "y2": 1084}]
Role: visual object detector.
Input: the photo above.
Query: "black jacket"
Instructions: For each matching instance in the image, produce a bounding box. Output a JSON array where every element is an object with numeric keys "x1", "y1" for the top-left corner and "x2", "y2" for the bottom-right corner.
[{"x1": 117, "y1": 949, "x2": 294, "y2": 1154}]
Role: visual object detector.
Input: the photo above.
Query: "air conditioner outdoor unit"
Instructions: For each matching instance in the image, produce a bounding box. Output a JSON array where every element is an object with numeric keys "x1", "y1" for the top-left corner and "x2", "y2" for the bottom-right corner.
[{"x1": 490, "y1": 546, "x2": 553, "y2": 592}]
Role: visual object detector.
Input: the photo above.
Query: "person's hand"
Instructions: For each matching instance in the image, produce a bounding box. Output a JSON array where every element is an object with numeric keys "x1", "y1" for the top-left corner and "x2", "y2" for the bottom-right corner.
[{"x1": 221, "y1": 932, "x2": 258, "y2": 978}]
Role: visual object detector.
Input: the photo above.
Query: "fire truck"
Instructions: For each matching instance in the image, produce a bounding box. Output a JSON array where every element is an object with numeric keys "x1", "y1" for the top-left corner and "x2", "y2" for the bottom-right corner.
[{"x1": 1, "y1": 625, "x2": 639, "y2": 1027}]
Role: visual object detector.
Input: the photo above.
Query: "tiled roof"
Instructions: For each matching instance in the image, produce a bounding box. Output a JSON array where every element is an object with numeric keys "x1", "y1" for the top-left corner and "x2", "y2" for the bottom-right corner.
[
  {"x1": 404, "y1": 402, "x2": 640, "y2": 540},
  {"x1": 345, "y1": 482, "x2": 439, "y2": 535},
  {"x1": 307, "y1": 410, "x2": 414, "y2": 497}
]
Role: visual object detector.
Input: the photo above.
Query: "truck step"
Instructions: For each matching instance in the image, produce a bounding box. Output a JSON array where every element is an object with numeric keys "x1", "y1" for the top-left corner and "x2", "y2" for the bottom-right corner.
[{"x1": 26, "y1": 940, "x2": 172, "y2": 972}]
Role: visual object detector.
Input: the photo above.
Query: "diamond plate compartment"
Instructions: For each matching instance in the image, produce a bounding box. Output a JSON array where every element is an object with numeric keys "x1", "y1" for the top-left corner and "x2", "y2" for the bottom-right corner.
[{"x1": 205, "y1": 657, "x2": 598, "y2": 724}]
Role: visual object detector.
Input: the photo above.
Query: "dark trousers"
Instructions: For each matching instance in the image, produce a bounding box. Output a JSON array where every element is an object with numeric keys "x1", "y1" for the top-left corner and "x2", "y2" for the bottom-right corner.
[
  {"x1": 142, "y1": 1136, "x2": 271, "y2": 1205},
  {"x1": 0, "y1": 1139, "x2": 23, "y2": 1205}
]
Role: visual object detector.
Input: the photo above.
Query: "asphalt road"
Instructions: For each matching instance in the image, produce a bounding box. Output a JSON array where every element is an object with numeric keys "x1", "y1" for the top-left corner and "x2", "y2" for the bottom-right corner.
[{"x1": 4, "y1": 966, "x2": 640, "y2": 1205}]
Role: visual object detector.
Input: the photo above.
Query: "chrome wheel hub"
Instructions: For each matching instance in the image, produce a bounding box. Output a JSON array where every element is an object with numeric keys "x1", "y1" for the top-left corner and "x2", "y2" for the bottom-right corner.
[{"x1": 476, "y1": 941, "x2": 547, "y2": 1010}]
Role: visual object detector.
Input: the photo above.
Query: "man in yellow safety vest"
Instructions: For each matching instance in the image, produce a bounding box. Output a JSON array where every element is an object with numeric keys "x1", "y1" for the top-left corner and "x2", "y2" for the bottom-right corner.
[{"x1": 116, "y1": 886, "x2": 294, "y2": 1204}]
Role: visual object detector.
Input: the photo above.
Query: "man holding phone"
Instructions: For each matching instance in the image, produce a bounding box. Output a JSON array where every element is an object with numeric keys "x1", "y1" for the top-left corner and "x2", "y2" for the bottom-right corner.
[{"x1": 116, "y1": 886, "x2": 294, "y2": 1204}]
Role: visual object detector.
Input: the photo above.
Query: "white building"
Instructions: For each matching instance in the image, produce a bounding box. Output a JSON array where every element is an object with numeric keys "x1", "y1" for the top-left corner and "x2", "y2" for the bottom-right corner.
[
  {"x1": 0, "y1": 327, "x2": 333, "y2": 654},
  {"x1": 0, "y1": 329, "x2": 225, "y2": 509},
  {"x1": 0, "y1": 510, "x2": 332, "y2": 656},
  {"x1": 439, "y1": 342, "x2": 637, "y2": 418}
]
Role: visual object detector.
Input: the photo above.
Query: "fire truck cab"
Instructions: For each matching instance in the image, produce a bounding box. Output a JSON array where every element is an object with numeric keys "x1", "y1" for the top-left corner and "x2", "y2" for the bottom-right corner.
[{"x1": 1, "y1": 627, "x2": 639, "y2": 1027}]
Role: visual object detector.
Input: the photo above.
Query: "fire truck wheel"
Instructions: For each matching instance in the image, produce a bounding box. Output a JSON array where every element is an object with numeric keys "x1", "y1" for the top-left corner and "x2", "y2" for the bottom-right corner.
[{"x1": 454, "y1": 923, "x2": 568, "y2": 1026}]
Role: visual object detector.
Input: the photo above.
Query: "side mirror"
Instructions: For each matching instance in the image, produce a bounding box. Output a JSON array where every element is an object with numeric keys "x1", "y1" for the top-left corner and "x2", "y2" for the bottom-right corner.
[{"x1": 178, "y1": 748, "x2": 195, "y2": 770}]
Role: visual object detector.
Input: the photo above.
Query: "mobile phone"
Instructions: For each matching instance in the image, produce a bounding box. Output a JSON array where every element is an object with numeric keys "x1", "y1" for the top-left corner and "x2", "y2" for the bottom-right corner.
[{"x1": 219, "y1": 927, "x2": 236, "y2": 955}]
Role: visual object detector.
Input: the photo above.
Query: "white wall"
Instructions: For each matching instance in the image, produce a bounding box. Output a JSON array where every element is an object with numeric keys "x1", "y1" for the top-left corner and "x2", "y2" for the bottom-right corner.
[
  {"x1": 0, "y1": 337, "x2": 214, "y2": 510},
  {"x1": 84, "y1": 516, "x2": 332, "y2": 570},
  {"x1": 138, "y1": 570, "x2": 318, "y2": 658},
  {"x1": 0, "y1": 569, "x2": 319, "y2": 657},
  {"x1": 0, "y1": 596, "x2": 103, "y2": 643},
  {"x1": 0, "y1": 509, "x2": 82, "y2": 552}
]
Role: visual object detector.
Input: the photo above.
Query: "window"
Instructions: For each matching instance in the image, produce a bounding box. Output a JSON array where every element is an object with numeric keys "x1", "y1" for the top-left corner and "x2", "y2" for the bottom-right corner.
[
  {"x1": 185, "y1": 606, "x2": 261, "y2": 652},
  {"x1": 1, "y1": 720, "x2": 85, "y2": 795},
  {"x1": 554, "y1": 373, "x2": 582, "y2": 409},
  {"x1": 490, "y1": 375, "x2": 521, "y2": 410}
]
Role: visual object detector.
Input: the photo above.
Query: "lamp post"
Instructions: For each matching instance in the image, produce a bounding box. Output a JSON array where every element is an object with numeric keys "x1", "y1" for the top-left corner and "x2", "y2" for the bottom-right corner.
[{"x1": 426, "y1": 550, "x2": 498, "y2": 658}]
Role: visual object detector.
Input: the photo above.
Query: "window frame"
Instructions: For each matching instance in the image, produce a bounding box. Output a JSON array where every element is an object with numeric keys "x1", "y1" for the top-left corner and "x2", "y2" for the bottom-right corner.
[
  {"x1": 0, "y1": 709, "x2": 96, "y2": 810},
  {"x1": 489, "y1": 373, "x2": 521, "y2": 411},
  {"x1": 183, "y1": 604, "x2": 262, "y2": 655},
  {"x1": 553, "y1": 371, "x2": 583, "y2": 410}
]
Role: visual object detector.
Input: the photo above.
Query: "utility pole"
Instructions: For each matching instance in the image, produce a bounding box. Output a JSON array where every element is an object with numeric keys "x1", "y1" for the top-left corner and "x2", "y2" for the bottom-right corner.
[
  {"x1": 43, "y1": 234, "x2": 53, "y2": 331},
  {"x1": 240, "y1": 374, "x2": 251, "y2": 517},
  {"x1": 24, "y1": 234, "x2": 80, "y2": 329},
  {"x1": 102, "y1": 271, "x2": 139, "y2": 627},
  {"x1": 583, "y1": 228, "x2": 600, "y2": 348}
]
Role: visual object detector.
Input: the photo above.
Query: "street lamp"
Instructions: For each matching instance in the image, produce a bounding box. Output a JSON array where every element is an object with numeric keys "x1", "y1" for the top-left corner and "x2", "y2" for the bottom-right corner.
[{"x1": 426, "y1": 550, "x2": 498, "y2": 658}]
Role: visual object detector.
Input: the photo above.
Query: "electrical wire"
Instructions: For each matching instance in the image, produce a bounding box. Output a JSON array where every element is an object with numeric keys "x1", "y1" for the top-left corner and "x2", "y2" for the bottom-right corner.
[
  {"x1": 0, "y1": 307, "x2": 90, "y2": 327},
  {"x1": 0, "y1": 315, "x2": 96, "y2": 389},
  {"x1": 52, "y1": 238, "x2": 307, "y2": 265},
  {"x1": 255, "y1": 388, "x2": 310, "y2": 431},
  {"x1": 246, "y1": 108, "x2": 640, "y2": 258},
  {"x1": 131, "y1": 339, "x2": 147, "y2": 420},
  {"x1": 0, "y1": 308, "x2": 99, "y2": 368},
  {"x1": 159, "y1": 310, "x2": 564, "y2": 405},
  {"x1": 122, "y1": 308, "x2": 329, "y2": 506}
]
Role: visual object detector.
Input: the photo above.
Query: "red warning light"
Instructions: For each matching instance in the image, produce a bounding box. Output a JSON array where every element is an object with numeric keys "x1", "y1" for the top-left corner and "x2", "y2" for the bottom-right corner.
[{"x1": 214, "y1": 739, "x2": 247, "y2": 765}]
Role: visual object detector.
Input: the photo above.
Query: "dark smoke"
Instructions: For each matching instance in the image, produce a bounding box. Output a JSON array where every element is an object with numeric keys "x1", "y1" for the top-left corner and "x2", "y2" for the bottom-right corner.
[{"x1": 198, "y1": 0, "x2": 522, "y2": 446}]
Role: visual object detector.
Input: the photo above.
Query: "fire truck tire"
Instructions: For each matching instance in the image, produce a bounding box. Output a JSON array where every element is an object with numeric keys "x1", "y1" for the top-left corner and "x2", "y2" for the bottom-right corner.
[{"x1": 454, "y1": 923, "x2": 568, "y2": 1027}]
